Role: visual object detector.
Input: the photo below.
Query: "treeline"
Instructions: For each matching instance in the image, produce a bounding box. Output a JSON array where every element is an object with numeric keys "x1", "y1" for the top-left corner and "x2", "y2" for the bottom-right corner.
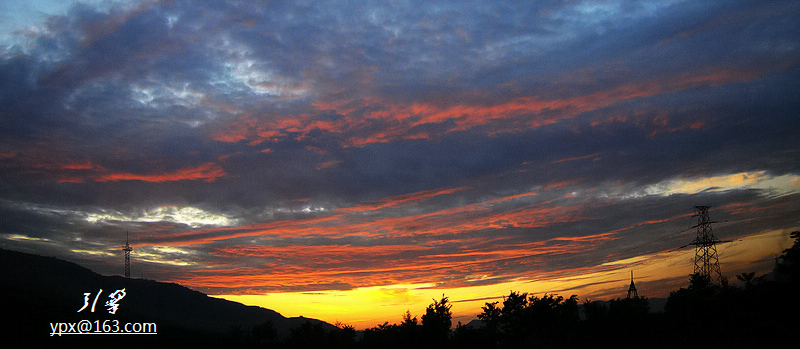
[{"x1": 229, "y1": 231, "x2": 800, "y2": 348}]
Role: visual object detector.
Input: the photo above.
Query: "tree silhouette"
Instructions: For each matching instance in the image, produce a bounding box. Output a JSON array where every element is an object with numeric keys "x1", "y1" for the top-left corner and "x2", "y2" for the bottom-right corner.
[
  {"x1": 281, "y1": 320, "x2": 357, "y2": 349},
  {"x1": 499, "y1": 291, "x2": 528, "y2": 341},
  {"x1": 477, "y1": 291, "x2": 580, "y2": 348},
  {"x1": 529, "y1": 294, "x2": 580, "y2": 326},
  {"x1": 451, "y1": 321, "x2": 483, "y2": 349},
  {"x1": 361, "y1": 310, "x2": 422, "y2": 349},
  {"x1": 665, "y1": 272, "x2": 718, "y2": 321},
  {"x1": 608, "y1": 296, "x2": 649, "y2": 322},
  {"x1": 400, "y1": 310, "x2": 420, "y2": 348},
  {"x1": 582, "y1": 299, "x2": 608, "y2": 323},
  {"x1": 332, "y1": 322, "x2": 357, "y2": 349},
  {"x1": 421, "y1": 295, "x2": 452, "y2": 347},
  {"x1": 362, "y1": 321, "x2": 400, "y2": 349},
  {"x1": 477, "y1": 300, "x2": 501, "y2": 343},
  {"x1": 251, "y1": 319, "x2": 277, "y2": 346},
  {"x1": 774, "y1": 231, "x2": 800, "y2": 284}
]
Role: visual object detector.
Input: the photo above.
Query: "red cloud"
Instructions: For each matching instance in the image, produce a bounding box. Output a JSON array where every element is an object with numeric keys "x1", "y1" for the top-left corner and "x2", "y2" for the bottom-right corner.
[
  {"x1": 138, "y1": 186, "x2": 620, "y2": 293},
  {"x1": 337, "y1": 186, "x2": 471, "y2": 213},
  {"x1": 149, "y1": 190, "x2": 584, "y2": 251},
  {"x1": 95, "y1": 162, "x2": 226, "y2": 183},
  {"x1": 210, "y1": 63, "x2": 772, "y2": 150},
  {"x1": 316, "y1": 160, "x2": 343, "y2": 170},
  {"x1": 49, "y1": 162, "x2": 226, "y2": 183},
  {"x1": 552, "y1": 154, "x2": 599, "y2": 164},
  {"x1": 165, "y1": 228, "x2": 617, "y2": 292}
]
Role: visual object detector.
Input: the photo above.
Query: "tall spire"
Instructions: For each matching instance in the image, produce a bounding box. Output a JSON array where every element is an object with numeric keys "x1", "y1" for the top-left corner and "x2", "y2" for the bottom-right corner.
[{"x1": 626, "y1": 270, "x2": 639, "y2": 299}]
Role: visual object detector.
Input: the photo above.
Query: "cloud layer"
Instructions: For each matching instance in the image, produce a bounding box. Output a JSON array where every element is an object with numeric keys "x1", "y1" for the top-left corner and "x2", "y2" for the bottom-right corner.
[{"x1": 2, "y1": 0, "x2": 799, "y2": 323}]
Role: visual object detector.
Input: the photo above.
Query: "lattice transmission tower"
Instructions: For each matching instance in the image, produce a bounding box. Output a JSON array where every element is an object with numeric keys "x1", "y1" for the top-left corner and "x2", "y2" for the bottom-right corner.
[
  {"x1": 123, "y1": 232, "x2": 132, "y2": 279},
  {"x1": 689, "y1": 206, "x2": 722, "y2": 282}
]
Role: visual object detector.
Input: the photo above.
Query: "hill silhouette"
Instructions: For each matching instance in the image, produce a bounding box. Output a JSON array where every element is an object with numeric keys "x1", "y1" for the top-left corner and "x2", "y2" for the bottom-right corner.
[{"x1": 0, "y1": 248, "x2": 334, "y2": 348}]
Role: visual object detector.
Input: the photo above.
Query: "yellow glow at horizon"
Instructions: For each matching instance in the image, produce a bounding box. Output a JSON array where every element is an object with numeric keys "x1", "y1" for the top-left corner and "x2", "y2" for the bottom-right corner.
[
  {"x1": 85, "y1": 205, "x2": 237, "y2": 228},
  {"x1": 217, "y1": 228, "x2": 795, "y2": 330},
  {"x1": 70, "y1": 249, "x2": 115, "y2": 257},
  {"x1": 148, "y1": 246, "x2": 191, "y2": 254},
  {"x1": 5, "y1": 234, "x2": 52, "y2": 242},
  {"x1": 645, "y1": 171, "x2": 800, "y2": 197},
  {"x1": 134, "y1": 250, "x2": 195, "y2": 266}
]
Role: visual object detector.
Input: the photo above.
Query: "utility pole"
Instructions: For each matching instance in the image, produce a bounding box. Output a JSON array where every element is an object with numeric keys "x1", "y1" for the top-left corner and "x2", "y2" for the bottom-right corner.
[{"x1": 690, "y1": 206, "x2": 722, "y2": 283}]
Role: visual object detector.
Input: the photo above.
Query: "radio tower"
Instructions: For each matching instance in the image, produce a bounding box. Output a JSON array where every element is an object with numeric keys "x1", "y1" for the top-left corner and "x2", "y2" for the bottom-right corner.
[
  {"x1": 123, "y1": 232, "x2": 132, "y2": 279},
  {"x1": 690, "y1": 206, "x2": 722, "y2": 282}
]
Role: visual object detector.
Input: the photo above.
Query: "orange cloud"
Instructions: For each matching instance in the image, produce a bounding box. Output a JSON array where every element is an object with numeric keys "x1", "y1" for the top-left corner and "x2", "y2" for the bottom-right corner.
[
  {"x1": 717, "y1": 201, "x2": 793, "y2": 216},
  {"x1": 316, "y1": 160, "x2": 343, "y2": 170},
  {"x1": 211, "y1": 63, "x2": 771, "y2": 149},
  {"x1": 93, "y1": 162, "x2": 226, "y2": 183},
  {"x1": 3, "y1": 147, "x2": 227, "y2": 184},
  {"x1": 552, "y1": 154, "x2": 600, "y2": 164},
  {"x1": 337, "y1": 186, "x2": 471, "y2": 213},
  {"x1": 150, "y1": 190, "x2": 585, "y2": 251},
  {"x1": 146, "y1": 194, "x2": 596, "y2": 290},
  {"x1": 164, "y1": 227, "x2": 618, "y2": 294},
  {"x1": 130, "y1": 189, "x2": 594, "y2": 297},
  {"x1": 56, "y1": 162, "x2": 225, "y2": 183}
]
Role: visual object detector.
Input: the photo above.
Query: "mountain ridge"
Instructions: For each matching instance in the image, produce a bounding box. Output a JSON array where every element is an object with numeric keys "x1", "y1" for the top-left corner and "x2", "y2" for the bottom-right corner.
[{"x1": 0, "y1": 247, "x2": 334, "y2": 348}]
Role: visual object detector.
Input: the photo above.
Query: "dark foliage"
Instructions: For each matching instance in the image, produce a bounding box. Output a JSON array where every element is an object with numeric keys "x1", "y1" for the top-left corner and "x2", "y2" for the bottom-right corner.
[
  {"x1": 360, "y1": 231, "x2": 800, "y2": 349},
  {"x1": 421, "y1": 295, "x2": 452, "y2": 347},
  {"x1": 774, "y1": 230, "x2": 800, "y2": 284},
  {"x1": 472, "y1": 291, "x2": 581, "y2": 348}
]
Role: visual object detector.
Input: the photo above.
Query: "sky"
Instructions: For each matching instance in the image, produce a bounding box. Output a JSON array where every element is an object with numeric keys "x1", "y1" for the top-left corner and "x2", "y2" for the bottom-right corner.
[{"x1": 1, "y1": 0, "x2": 799, "y2": 329}]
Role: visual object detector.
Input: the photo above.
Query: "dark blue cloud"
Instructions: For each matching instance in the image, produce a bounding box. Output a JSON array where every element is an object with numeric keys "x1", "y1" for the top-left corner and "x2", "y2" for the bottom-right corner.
[{"x1": 0, "y1": 0, "x2": 798, "y2": 299}]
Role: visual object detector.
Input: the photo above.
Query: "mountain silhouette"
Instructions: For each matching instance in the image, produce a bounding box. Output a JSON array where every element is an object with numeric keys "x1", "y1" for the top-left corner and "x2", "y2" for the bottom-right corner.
[{"x1": 0, "y1": 248, "x2": 334, "y2": 348}]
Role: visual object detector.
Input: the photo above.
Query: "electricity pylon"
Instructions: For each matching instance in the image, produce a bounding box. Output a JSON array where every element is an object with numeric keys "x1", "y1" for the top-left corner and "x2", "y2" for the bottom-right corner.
[
  {"x1": 123, "y1": 232, "x2": 132, "y2": 279},
  {"x1": 690, "y1": 206, "x2": 722, "y2": 282}
]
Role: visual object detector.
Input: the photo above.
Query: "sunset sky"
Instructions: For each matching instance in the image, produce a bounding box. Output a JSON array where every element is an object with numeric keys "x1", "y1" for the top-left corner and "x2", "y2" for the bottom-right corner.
[{"x1": 1, "y1": 0, "x2": 799, "y2": 329}]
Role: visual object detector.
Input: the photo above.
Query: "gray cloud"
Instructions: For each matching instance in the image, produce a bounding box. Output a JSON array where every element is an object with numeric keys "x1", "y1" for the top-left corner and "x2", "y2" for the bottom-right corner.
[{"x1": 1, "y1": 0, "x2": 799, "y2": 296}]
